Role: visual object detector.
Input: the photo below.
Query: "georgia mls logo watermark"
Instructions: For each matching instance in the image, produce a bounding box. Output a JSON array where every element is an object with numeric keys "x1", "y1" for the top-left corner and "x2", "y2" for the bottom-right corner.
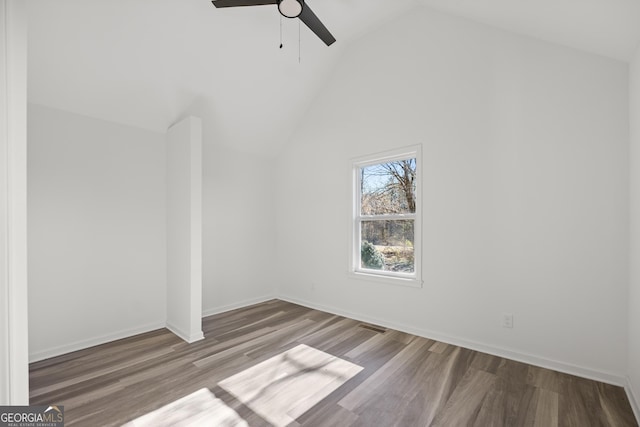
[{"x1": 0, "y1": 405, "x2": 64, "y2": 427}]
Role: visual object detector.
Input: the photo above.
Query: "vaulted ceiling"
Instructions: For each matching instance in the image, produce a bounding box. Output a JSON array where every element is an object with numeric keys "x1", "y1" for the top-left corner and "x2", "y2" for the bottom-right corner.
[{"x1": 27, "y1": 0, "x2": 640, "y2": 155}]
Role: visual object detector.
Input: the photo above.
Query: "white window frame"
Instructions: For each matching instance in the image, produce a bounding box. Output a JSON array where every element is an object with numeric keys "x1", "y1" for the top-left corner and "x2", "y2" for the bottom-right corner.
[{"x1": 349, "y1": 145, "x2": 422, "y2": 288}]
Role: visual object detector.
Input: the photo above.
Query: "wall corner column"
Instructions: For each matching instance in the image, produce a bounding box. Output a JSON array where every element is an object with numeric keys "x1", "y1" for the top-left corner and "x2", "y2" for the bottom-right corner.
[
  {"x1": 166, "y1": 116, "x2": 204, "y2": 343},
  {"x1": 0, "y1": 0, "x2": 29, "y2": 405}
]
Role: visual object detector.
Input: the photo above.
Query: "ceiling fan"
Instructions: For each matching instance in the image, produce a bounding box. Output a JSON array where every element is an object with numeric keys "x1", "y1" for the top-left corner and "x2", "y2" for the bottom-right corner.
[{"x1": 211, "y1": 0, "x2": 336, "y2": 46}]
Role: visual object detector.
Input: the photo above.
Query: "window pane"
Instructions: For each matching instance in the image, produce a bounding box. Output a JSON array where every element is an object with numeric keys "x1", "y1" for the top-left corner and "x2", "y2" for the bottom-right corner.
[
  {"x1": 360, "y1": 220, "x2": 414, "y2": 273},
  {"x1": 360, "y1": 159, "x2": 416, "y2": 215}
]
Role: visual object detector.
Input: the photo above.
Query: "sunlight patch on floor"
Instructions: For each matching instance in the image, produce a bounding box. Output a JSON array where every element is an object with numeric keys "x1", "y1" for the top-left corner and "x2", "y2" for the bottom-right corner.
[
  {"x1": 219, "y1": 344, "x2": 363, "y2": 427},
  {"x1": 123, "y1": 388, "x2": 248, "y2": 427}
]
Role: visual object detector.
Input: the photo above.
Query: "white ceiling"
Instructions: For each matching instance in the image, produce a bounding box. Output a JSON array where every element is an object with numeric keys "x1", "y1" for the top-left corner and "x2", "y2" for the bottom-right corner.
[
  {"x1": 27, "y1": 0, "x2": 640, "y2": 155},
  {"x1": 419, "y1": 0, "x2": 640, "y2": 62}
]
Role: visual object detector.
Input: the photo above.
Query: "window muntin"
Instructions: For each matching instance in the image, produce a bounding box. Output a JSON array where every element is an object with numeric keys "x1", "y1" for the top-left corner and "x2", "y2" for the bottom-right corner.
[{"x1": 352, "y1": 146, "x2": 421, "y2": 286}]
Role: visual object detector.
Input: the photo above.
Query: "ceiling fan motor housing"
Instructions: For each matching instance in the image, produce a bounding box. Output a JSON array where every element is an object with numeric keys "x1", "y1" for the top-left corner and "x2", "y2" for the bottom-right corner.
[{"x1": 278, "y1": 0, "x2": 304, "y2": 18}]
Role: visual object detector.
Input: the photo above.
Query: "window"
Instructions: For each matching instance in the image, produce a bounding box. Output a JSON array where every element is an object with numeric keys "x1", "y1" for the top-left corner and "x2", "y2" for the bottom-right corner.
[{"x1": 350, "y1": 145, "x2": 422, "y2": 287}]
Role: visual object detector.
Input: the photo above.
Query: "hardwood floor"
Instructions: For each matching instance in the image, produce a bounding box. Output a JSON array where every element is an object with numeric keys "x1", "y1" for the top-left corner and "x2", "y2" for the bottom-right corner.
[{"x1": 30, "y1": 300, "x2": 638, "y2": 426}]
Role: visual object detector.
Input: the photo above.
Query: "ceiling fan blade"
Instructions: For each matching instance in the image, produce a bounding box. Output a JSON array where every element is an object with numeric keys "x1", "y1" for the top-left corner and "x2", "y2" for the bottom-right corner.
[
  {"x1": 212, "y1": 0, "x2": 277, "y2": 8},
  {"x1": 299, "y1": 4, "x2": 336, "y2": 46}
]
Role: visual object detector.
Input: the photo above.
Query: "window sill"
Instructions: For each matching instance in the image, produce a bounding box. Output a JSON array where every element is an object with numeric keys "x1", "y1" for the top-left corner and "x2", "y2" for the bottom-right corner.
[{"x1": 348, "y1": 271, "x2": 423, "y2": 288}]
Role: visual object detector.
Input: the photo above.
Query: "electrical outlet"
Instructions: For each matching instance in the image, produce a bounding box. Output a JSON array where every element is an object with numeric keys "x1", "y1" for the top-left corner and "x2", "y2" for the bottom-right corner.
[
  {"x1": 502, "y1": 313, "x2": 514, "y2": 329},
  {"x1": 311, "y1": 282, "x2": 316, "y2": 291}
]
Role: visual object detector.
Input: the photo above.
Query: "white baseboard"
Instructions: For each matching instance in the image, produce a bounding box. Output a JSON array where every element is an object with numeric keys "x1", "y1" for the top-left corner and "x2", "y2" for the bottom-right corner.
[
  {"x1": 279, "y1": 295, "x2": 627, "y2": 387},
  {"x1": 29, "y1": 321, "x2": 166, "y2": 363},
  {"x1": 29, "y1": 292, "x2": 632, "y2": 400},
  {"x1": 202, "y1": 294, "x2": 276, "y2": 318},
  {"x1": 166, "y1": 322, "x2": 204, "y2": 344},
  {"x1": 626, "y1": 377, "x2": 640, "y2": 424},
  {"x1": 29, "y1": 295, "x2": 276, "y2": 363}
]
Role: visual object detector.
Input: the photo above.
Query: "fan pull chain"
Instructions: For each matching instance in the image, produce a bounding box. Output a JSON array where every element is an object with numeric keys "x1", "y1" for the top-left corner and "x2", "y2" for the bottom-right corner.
[{"x1": 279, "y1": 14, "x2": 283, "y2": 49}]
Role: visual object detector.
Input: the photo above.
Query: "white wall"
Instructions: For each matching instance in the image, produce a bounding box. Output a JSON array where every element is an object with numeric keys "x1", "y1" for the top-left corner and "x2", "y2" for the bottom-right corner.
[
  {"x1": 28, "y1": 104, "x2": 167, "y2": 361},
  {"x1": 276, "y1": 7, "x2": 629, "y2": 383},
  {"x1": 201, "y1": 125, "x2": 277, "y2": 315},
  {"x1": 0, "y1": 0, "x2": 29, "y2": 404},
  {"x1": 27, "y1": 100, "x2": 277, "y2": 357},
  {"x1": 167, "y1": 100, "x2": 278, "y2": 316},
  {"x1": 166, "y1": 116, "x2": 203, "y2": 342},
  {"x1": 629, "y1": 45, "x2": 640, "y2": 417}
]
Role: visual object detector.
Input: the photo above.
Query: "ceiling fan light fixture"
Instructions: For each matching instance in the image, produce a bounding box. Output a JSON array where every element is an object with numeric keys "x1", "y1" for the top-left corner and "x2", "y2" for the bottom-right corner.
[{"x1": 278, "y1": 0, "x2": 303, "y2": 18}]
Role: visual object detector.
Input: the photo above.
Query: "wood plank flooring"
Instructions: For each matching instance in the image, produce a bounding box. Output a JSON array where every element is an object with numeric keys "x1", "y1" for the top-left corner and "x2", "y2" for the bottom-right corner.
[{"x1": 29, "y1": 300, "x2": 638, "y2": 426}]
